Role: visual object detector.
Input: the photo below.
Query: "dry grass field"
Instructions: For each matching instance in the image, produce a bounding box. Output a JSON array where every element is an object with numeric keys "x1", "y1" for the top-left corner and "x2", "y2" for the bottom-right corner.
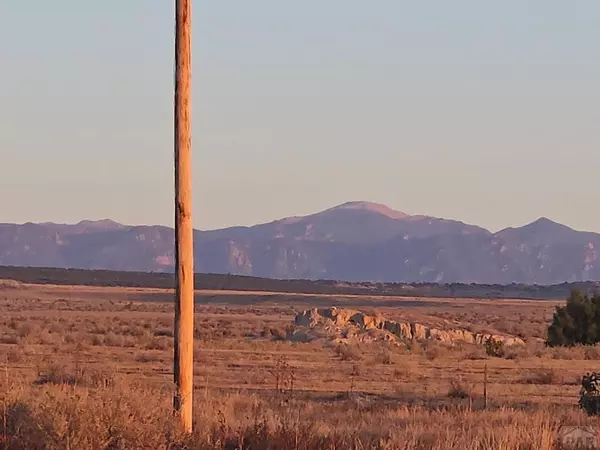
[{"x1": 1, "y1": 280, "x2": 600, "y2": 449}]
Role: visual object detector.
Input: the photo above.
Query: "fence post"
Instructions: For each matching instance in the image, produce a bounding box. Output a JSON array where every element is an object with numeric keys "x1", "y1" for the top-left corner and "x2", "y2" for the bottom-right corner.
[{"x1": 483, "y1": 364, "x2": 488, "y2": 410}]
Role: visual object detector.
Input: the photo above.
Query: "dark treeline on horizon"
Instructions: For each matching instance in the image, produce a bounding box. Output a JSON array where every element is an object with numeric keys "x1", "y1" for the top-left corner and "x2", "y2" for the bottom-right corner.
[{"x1": 0, "y1": 265, "x2": 597, "y2": 300}]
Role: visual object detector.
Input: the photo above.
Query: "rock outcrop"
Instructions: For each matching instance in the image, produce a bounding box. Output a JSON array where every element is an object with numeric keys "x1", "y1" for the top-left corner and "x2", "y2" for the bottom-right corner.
[{"x1": 294, "y1": 307, "x2": 525, "y2": 346}]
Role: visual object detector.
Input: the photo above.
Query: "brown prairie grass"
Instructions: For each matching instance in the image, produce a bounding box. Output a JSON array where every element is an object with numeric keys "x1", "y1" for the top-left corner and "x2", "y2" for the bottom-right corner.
[
  {"x1": 1, "y1": 282, "x2": 600, "y2": 448},
  {"x1": 447, "y1": 378, "x2": 471, "y2": 399},
  {"x1": 519, "y1": 368, "x2": 559, "y2": 385},
  {"x1": 0, "y1": 377, "x2": 592, "y2": 450},
  {"x1": 333, "y1": 343, "x2": 363, "y2": 362}
]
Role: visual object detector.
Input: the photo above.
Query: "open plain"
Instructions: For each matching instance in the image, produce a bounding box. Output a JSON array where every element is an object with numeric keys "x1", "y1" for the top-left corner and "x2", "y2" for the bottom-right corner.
[{"x1": 1, "y1": 280, "x2": 600, "y2": 449}]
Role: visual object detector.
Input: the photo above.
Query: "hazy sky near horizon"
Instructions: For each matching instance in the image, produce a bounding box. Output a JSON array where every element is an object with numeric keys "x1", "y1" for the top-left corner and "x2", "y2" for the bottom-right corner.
[{"x1": 1, "y1": 1, "x2": 600, "y2": 232}]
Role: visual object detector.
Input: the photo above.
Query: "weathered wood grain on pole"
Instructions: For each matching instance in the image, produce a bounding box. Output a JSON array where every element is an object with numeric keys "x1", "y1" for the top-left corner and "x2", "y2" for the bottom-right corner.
[{"x1": 173, "y1": 0, "x2": 194, "y2": 433}]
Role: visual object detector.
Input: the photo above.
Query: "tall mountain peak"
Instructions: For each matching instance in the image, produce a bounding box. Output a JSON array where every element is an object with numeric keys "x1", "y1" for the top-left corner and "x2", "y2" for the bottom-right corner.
[
  {"x1": 322, "y1": 201, "x2": 409, "y2": 219},
  {"x1": 520, "y1": 217, "x2": 574, "y2": 234}
]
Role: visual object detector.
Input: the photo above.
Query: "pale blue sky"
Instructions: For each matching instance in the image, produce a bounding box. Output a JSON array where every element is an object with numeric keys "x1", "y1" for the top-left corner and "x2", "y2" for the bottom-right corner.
[{"x1": 1, "y1": 1, "x2": 599, "y2": 232}]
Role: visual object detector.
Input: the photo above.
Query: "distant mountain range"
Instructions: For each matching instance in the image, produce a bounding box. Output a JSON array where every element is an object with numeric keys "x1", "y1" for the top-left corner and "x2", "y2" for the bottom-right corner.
[{"x1": 1, "y1": 201, "x2": 599, "y2": 284}]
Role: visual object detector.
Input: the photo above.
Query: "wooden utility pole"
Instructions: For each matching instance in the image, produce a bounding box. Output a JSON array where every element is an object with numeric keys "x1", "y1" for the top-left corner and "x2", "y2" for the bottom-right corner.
[{"x1": 173, "y1": 0, "x2": 194, "y2": 433}]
